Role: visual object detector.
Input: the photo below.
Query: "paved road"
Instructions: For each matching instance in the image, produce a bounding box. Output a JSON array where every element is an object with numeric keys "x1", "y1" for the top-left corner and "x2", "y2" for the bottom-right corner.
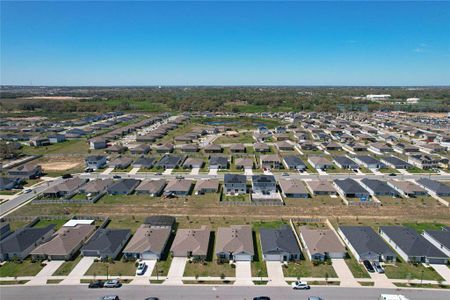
[{"x1": 2, "y1": 285, "x2": 450, "y2": 300}]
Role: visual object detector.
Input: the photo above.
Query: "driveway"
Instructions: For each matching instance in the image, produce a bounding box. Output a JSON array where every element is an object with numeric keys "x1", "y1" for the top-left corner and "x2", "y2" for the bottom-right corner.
[
  {"x1": 208, "y1": 169, "x2": 218, "y2": 175},
  {"x1": 369, "y1": 271, "x2": 395, "y2": 288},
  {"x1": 130, "y1": 260, "x2": 157, "y2": 285},
  {"x1": 190, "y1": 167, "x2": 200, "y2": 175},
  {"x1": 102, "y1": 167, "x2": 114, "y2": 175},
  {"x1": 266, "y1": 261, "x2": 287, "y2": 286},
  {"x1": 128, "y1": 167, "x2": 140, "y2": 175},
  {"x1": 430, "y1": 264, "x2": 450, "y2": 284},
  {"x1": 26, "y1": 260, "x2": 65, "y2": 285},
  {"x1": 234, "y1": 261, "x2": 253, "y2": 286},
  {"x1": 60, "y1": 256, "x2": 96, "y2": 285},
  {"x1": 244, "y1": 168, "x2": 253, "y2": 176},
  {"x1": 163, "y1": 168, "x2": 173, "y2": 175},
  {"x1": 163, "y1": 257, "x2": 187, "y2": 285},
  {"x1": 331, "y1": 258, "x2": 359, "y2": 287}
]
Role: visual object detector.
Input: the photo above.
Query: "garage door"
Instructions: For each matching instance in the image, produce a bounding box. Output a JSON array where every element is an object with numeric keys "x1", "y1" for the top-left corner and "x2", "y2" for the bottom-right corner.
[
  {"x1": 265, "y1": 254, "x2": 282, "y2": 261},
  {"x1": 142, "y1": 252, "x2": 158, "y2": 260},
  {"x1": 234, "y1": 254, "x2": 251, "y2": 261}
]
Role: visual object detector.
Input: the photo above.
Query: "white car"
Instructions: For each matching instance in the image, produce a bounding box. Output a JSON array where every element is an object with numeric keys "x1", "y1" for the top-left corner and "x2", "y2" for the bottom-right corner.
[
  {"x1": 136, "y1": 262, "x2": 147, "y2": 275},
  {"x1": 291, "y1": 281, "x2": 310, "y2": 290}
]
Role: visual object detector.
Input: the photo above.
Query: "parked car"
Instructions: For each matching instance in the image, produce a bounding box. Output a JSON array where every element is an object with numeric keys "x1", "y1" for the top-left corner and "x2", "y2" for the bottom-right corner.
[
  {"x1": 85, "y1": 168, "x2": 94, "y2": 173},
  {"x1": 372, "y1": 261, "x2": 385, "y2": 273},
  {"x1": 144, "y1": 298, "x2": 159, "y2": 300},
  {"x1": 112, "y1": 175, "x2": 122, "y2": 179},
  {"x1": 103, "y1": 279, "x2": 121, "y2": 288},
  {"x1": 291, "y1": 281, "x2": 310, "y2": 290},
  {"x1": 136, "y1": 262, "x2": 147, "y2": 275},
  {"x1": 176, "y1": 175, "x2": 185, "y2": 180},
  {"x1": 388, "y1": 173, "x2": 397, "y2": 177},
  {"x1": 89, "y1": 280, "x2": 104, "y2": 288},
  {"x1": 363, "y1": 260, "x2": 375, "y2": 273},
  {"x1": 308, "y1": 297, "x2": 324, "y2": 300},
  {"x1": 62, "y1": 173, "x2": 72, "y2": 179},
  {"x1": 98, "y1": 296, "x2": 119, "y2": 300},
  {"x1": 253, "y1": 297, "x2": 271, "y2": 300},
  {"x1": 282, "y1": 172, "x2": 289, "y2": 176},
  {"x1": 155, "y1": 172, "x2": 162, "y2": 176},
  {"x1": 24, "y1": 189, "x2": 32, "y2": 193}
]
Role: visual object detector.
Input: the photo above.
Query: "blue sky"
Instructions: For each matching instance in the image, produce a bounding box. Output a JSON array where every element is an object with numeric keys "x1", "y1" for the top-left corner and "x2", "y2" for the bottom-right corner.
[{"x1": 1, "y1": 1, "x2": 449, "y2": 86}]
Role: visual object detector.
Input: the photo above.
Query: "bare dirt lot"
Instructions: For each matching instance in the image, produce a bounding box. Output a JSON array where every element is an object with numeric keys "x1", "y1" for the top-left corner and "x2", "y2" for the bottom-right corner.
[{"x1": 40, "y1": 161, "x2": 81, "y2": 171}]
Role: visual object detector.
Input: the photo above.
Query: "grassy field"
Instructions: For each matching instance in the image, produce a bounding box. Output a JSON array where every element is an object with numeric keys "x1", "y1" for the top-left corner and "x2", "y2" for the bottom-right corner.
[
  {"x1": 85, "y1": 260, "x2": 136, "y2": 276},
  {"x1": 213, "y1": 132, "x2": 255, "y2": 145},
  {"x1": 22, "y1": 140, "x2": 90, "y2": 155},
  {"x1": 384, "y1": 260, "x2": 444, "y2": 281},
  {"x1": 52, "y1": 255, "x2": 82, "y2": 276},
  {"x1": 34, "y1": 218, "x2": 67, "y2": 230},
  {"x1": 0, "y1": 260, "x2": 43, "y2": 277}
]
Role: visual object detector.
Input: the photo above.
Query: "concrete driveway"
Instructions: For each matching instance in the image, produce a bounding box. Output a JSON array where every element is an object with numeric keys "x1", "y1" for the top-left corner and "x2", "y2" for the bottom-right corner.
[
  {"x1": 131, "y1": 260, "x2": 157, "y2": 285},
  {"x1": 331, "y1": 258, "x2": 359, "y2": 287},
  {"x1": 128, "y1": 167, "x2": 140, "y2": 175},
  {"x1": 163, "y1": 168, "x2": 173, "y2": 175},
  {"x1": 266, "y1": 261, "x2": 287, "y2": 286},
  {"x1": 102, "y1": 167, "x2": 114, "y2": 175},
  {"x1": 234, "y1": 261, "x2": 253, "y2": 286},
  {"x1": 190, "y1": 167, "x2": 200, "y2": 175},
  {"x1": 208, "y1": 169, "x2": 218, "y2": 175},
  {"x1": 430, "y1": 264, "x2": 450, "y2": 284},
  {"x1": 163, "y1": 257, "x2": 187, "y2": 285},
  {"x1": 368, "y1": 271, "x2": 395, "y2": 288},
  {"x1": 60, "y1": 256, "x2": 96, "y2": 285},
  {"x1": 26, "y1": 260, "x2": 65, "y2": 285},
  {"x1": 244, "y1": 168, "x2": 253, "y2": 176}
]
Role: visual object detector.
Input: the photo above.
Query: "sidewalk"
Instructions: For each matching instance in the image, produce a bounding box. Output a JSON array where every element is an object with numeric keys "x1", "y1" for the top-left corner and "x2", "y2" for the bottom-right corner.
[
  {"x1": 60, "y1": 257, "x2": 96, "y2": 285},
  {"x1": 331, "y1": 258, "x2": 359, "y2": 287},
  {"x1": 234, "y1": 261, "x2": 253, "y2": 286},
  {"x1": 26, "y1": 260, "x2": 65, "y2": 285},
  {"x1": 163, "y1": 257, "x2": 187, "y2": 285}
]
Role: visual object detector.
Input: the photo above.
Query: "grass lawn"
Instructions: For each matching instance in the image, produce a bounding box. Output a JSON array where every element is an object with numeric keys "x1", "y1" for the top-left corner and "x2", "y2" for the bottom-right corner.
[
  {"x1": 213, "y1": 132, "x2": 255, "y2": 145},
  {"x1": 384, "y1": 261, "x2": 444, "y2": 281},
  {"x1": 344, "y1": 255, "x2": 370, "y2": 279},
  {"x1": 184, "y1": 260, "x2": 235, "y2": 278},
  {"x1": 85, "y1": 260, "x2": 136, "y2": 276},
  {"x1": 52, "y1": 255, "x2": 82, "y2": 276},
  {"x1": 0, "y1": 190, "x2": 19, "y2": 195},
  {"x1": 34, "y1": 218, "x2": 67, "y2": 230},
  {"x1": 403, "y1": 222, "x2": 446, "y2": 233},
  {"x1": 407, "y1": 167, "x2": 435, "y2": 174},
  {"x1": 22, "y1": 140, "x2": 90, "y2": 155},
  {"x1": 250, "y1": 229, "x2": 271, "y2": 278},
  {"x1": 0, "y1": 260, "x2": 44, "y2": 277},
  {"x1": 0, "y1": 280, "x2": 29, "y2": 285},
  {"x1": 283, "y1": 260, "x2": 337, "y2": 278},
  {"x1": 152, "y1": 255, "x2": 173, "y2": 277}
]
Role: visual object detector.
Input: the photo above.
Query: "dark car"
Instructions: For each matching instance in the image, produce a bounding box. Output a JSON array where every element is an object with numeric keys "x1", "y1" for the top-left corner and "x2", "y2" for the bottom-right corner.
[
  {"x1": 112, "y1": 175, "x2": 122, "y2": 179},
  {"x1": 62, "y1": 173, "x2": 73, "y2": 179},
  {"x1": 388, "y1": 173, "x2": 397, "y2": 177},
  {"x1": 363, "y1": 260, "x2": 375, "y2": 273},
  {"x1": 88, "y1": 280, "x2": 104, "y2": 288},
  {"x1": 253, "y1": 297, "x2": 271, "y2": 300},
  {"x1": 144, "y1": 298, "x2": 159, "y2": 300}
]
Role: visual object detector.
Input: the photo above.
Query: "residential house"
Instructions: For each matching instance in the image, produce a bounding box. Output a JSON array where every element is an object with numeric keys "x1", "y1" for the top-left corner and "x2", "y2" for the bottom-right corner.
[
  {"x1": 283, "y1": 156, "x2": 306, "y2": 171},
  {"x1": 130, "y1": 144, "x2": 151, "y2": 155},
  {"x1": 230, "y1": 144, "x2": 246, "y2": 153},
  {"x1": 408, "y1": 155, "x2": 440, "y2": 169},
  {"x1": 322, "y1": 142, "x2": 342, "y2": 151},
  {"x1": 300, "y1": 141, "x2": 318, "y2": 151},
  {"x1": 387, "y1": 180, "x2": 428, "y2": 198},
  {"x1": 216, "y1": 225, "x2": 254, "y2": 262},
  {"x1": 420, "y1": 143, "x2": 447, "y2": 154},
  {"x1": 260, "y1": 154, "x2": 282, "y2": 169},
  {"x1": 0, "y1": 223, "x2": 12, "y2": 241},
  {"x1": 305, "y1": 180, "x2": 336, "y2": 196},
  {"x1": 135, "y1": 180, "x2": 166, "y2": 196},
  {"x1": 85, "y1": 155, "x2": 107, "y2": 170},
  {"x1": 354, "y1": 156, "x2": 385, "y2": 169},
  {"x1": 7, "y1": 163, "x2": 42, "y2": 179},
  {"x1": 278, "y1": 179, "x2": 309, "y2": 198},
  {"x1": 81, "y1": 229, "x2": 131, "y2": 259},
  {"x1": 251, "y1": 175, "x2": 277, "y2": 195},
  {"x1": 235, "y1": 158, "x2": 254, "y2": 169},
  {"x1": 155, "y1": 143, "x2": 174, "y2": 153},
  {"x1": 156, "y1": 154, "x2": 185, "y2": 169},
  {"x1": 299, "y1": 227, "x2": 346, "y2": 261},
  {"x1": 343, "y1": 142, "x2": 368, "y2": 153},
  {"x1": 338, "y1": 226, "x2": 396, "y2": 262},
  {"x1": 194, "y1": 179, "x2": 219, "y2": 195},
  {"x1": 360, "y1": 178, "x2": 400, "y2": 197},
  {"x1": 183, "y1": 157, "x2": 204, "y2": 169},
  {"x1": 0, "y1": 225, "x2": 55, "y2": 261},
  {"x1": 107, "y1": 179, "x2": 140, "y2": 195},
  {"x1": 253, "y1": 142, "x2": 270, "y2": 153},
  {"x1": 144, "y1": 215, "x2": 176, "y2": 229},
  {"x1": 416, "y1": 178, "x2": 450, "y2": 196},
  {"x1": 209, "y1": 156, "x2": 229, "y2": 170},
  {"x1": 42, "y1": 177, "x2": 87, "y2": 198},
  {"x1": 334, "y1": 178, "x2": 370, "y2": 199},
  {"x1": 89, "y1": 138, "x2": 107, "y2": 150},
  {"x1": 204, "y1": 144, "x2": 222, "y2": 153},
  {"x1": 393, "y1": 143, "x2": 419, "y2": 154},
  {"x1": 31, "y1": 224, "x2": 96, "y2": 260},
  {"x1": 109, "y1": 157, "x2": 133, "y2": 169},
  {"x1": 423, "y1": 230, "x2": 450, "y2": 258},
  {"x1": 381, "y1": 156, "x2": 412, "y2": 169},
  {"x1": 0, "y1": 177, "x2": 21, "y2": 191},
  {"x1": 333, "y1": 156, "x2": 358, "y2": 169},
  {"x1": 223, "y1": 174, "x2": 246, "y2": 195},
  {"x1": 163, "y1": 179, "x2": 193, "y2": 196},
  {"x1": 379, "y1": 226, "x2": 448, "y2": 264},
  {"x1": 308, "y1": 156, "x2": 333, "y2": 170},
  {"x1": 369, "y1": 142, "x2": 393, "y2": 155},
  {"x1": 105, "y1": 144, "x2": 128, "y2": 154},
  {"x1": 48, "y1": 134, "x2": 66, "y2": 144},
  {"x1": 132, "y1": 157, "x2": 156, "y2": 169},
  {"x1": 170, "y1": 226, "x2": 210, "y2": 259},
  {"x1": 181, "y1": 144, "x2": 199, "y2": 153},
  {"x1": 79, "y1": 179, "x2": 114, "y2": 195},
  {"x1": 29, "y1": 136, "x2": 50, "y2": 147},
  {"x1": 276, "y1": 141, "x2": 294, "y2": 151},
  {"x1": 122, "y1": 225, "x2": 171, "y2": 260},
  {"x1": 260, "y1": 225, "x2": 301, "y2": 261}
]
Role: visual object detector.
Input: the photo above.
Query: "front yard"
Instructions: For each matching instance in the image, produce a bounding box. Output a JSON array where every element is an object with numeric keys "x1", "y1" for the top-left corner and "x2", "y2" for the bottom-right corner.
[
  {"x1": 384, "y1": 260, "x2": 444, "y2": 281},
  {"x1": 85, "y1": 260, "x2": 136, "y2": 276},
  {"x1": 0, "y1": 260, "x2": 44, "y2": 277},
  {"x1": 283, "y1": 259, "x2": 337, "y2": 278}
]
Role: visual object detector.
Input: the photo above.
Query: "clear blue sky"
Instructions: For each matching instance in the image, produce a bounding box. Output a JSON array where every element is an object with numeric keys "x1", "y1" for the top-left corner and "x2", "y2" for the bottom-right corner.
[{"x1": 1, "y1": 1, "x2": 449, "y2": 86}]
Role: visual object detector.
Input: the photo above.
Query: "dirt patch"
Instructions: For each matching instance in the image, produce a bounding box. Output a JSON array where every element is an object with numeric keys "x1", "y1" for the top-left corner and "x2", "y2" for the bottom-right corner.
[{"x1": 41, "y1": 161, "x2": 81, "y2": 171}]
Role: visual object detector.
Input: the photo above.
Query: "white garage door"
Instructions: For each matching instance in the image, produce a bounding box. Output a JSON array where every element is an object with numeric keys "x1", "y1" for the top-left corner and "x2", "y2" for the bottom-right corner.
[
  {"x1": 142, "y1": 252, "x2": 158, "y2": 260},
  {"x1": 234, "y1": 254, "x2": 251, "y2": 261},
  {"x1": 265, "y1": 254, "x2": 282, "y2": 261}
]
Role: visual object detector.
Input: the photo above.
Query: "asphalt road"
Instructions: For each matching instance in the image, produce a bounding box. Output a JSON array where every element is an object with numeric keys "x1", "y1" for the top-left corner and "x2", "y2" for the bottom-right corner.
[{"x1": 2, "y1": 285, "x2": 450, "y2": 300}]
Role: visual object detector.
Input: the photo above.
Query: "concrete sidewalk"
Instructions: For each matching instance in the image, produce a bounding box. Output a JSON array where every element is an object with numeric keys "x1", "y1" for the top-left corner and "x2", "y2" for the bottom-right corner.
[
  {"x1": 102, "y1": 167, "x2": 114, "y2": 175},
  {"x1": 266, "y1": 261, "x2": 287, "y2": 286},
  {"x1": 331, "y1": 258, "x2": 359, "y2": 287},
  {"x1": 60, "y1": 257, "x2": 96, "y2": 285},
  {"x1": 190, "y1": 167, "x2": 200, "y2": 175},
  {"x1": 163, "y1": 257, "x2": 187, "y2": 285},
  {"x1": 26, "y1": 260, "x2": 65, "y2": 285},
  {"x1": 234, "y1": 261, "x2": 253, "y2": 286},
  {"x1": 128, "y1": 167, "x2": 140, "y2": 175},
  {"x1": 430, "y1": 264, "x2": 450, "y2": 284},
  {"x1": 369, "y1": 271, "x2": 396, "y2": 288},
  {"x1": 163, "y1": 168, "x2": 173, "y2": 175}
]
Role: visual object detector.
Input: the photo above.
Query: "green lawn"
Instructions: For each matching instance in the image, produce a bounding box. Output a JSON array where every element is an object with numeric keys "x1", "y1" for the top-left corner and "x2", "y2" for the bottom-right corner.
[
  {"x1": 403, "y1": 222, "x2": 446, "y2": 233},
  {"x1": 52, "y1": 255, "x2": 82, "y2": 276},
  {"x1": 214, "y1": 133, "x2": 255, "y2": 145},
  {"x1": 283, "y1": 260, "x2": 337, "y2": 278},
  {"x1": 85, "y1": 260, "x2": 136, "y2": 276},
  {"x1": 344, "y1": 255, "x2": 370, "y2": 279},
  {"x1": 0, "y1": 260, "x2": 44, "y2": 277},
  {"x1": 34, "y1": 218, "x2": 67, "y2": 230},
  {"x1": 152, "y1": 255, "x2": 173, "y2": 278},
  {"x1": 22, "y1": 140, "x2": 90, "y2": 155},
  {"x1": 384, "y1": 261, "x2": 444, "y2": 281},
  {"x1": 184, "y1": 260, "x2": 235, "y2": 278}
]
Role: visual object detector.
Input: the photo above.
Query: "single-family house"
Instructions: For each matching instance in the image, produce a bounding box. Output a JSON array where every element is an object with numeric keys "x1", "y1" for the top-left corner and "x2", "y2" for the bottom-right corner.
[
  {"x1": 305, "y1": 180, "x2": 336, "y2": 195},
  {"x1": 354, "y1": 156, "x2": 385, "y2": 169},
  {"x1": 260, "y1": 225, "x2": 301, "y2": 261},
  {"x1": 156, "y1": 154, "x2": 185, "y2": 169},
  {"x1": 216, "y1": 225, "x2": 254, "y2": 262},
  {"x1": 204, "y1": 144, "x2": 222, "y2": 153},
  {"x1": 334, "y1": 178, "x2": 370, "y2": 199},
  {"x1": 109, "y1": 157, "x2": 133, "y2": 169},
  {"x1": 278, "y1": 179, "x2": 308, "y2": 198},
  {"x1": 308, "y1": 156, "x2": 334, "y2": 170},
  {"x1": 79, "y1": 179, "x2": 114, "y2": 195},
  {"x1": 81, "y1": 229, "x2": 131, "y2": 259},
  {"x1": 107, "y1": 179, "x2": 140, "y2": 195},
  {"x1": 260, "y1": 154, "x2": 282, "y2": 169},
  {"x1": 135, "y1": 180, "x2": 166, "y2": 196},
  {"x1": 42, "y1": 177, "x2": 87, "y2": 198},
  {"x1": 276, "y1": 141, "x2": 294, "y2": 151},
  {"x1": 416, "y1": 178, "x2": 450, "y2": 196},
  {"x1": 130, "y1": 144, "x2": 151, "y2": 155},
  {"x1": 333, "y1": 156, "x2": 358, "y2": 169},
  {"x1": 85, "y1": 155, "x2": 107, "y2": 170},
  {"x1": 235, "y1": 158, "x2": 254, "y2": 169},
  {"x1": 144, "y1": 215, "x2": 176, "y2": 229},
  {"x1": 408, "y1": 155, "x2": 440, "y2": 169},
  {"x1": 7, "y1": 163, "x2": 42, "y2": 179},
  {"x1": 423, "y1": 230, "x2": 450, "y2": 258},
  {"x1": 194, "y1": 179, "x2": 219, "y2": 195},
  {"x1": 209, "y1": 156, "x2": 229, "y2": 170},
  {"x1": 170, "y1": 226, "x2": 210, "y2": 259},
  {"x1": 299, "y1": 227, "x2": 346, "y2": 261},
  {"x1": 387, "y1": 180, "x2": 427, "y2": 198},
  {"x1": 283, "y1": 156, "x2": 306, "y2": 171},
  {"x1": 230, "y1": 144, "x2": 246, "y2": 153},
  {"x1": 122, "y1": 225, "x2": 171, "y2": 260},
  {"x1": 381, "y1": 156, "x2": 412, "y2": 169},
  {"x1": 155, "y1": 143, "x2": 174, "y2": 153},
  {"x1": 253, "y1": 143, "x2": 271, "y2": 153},
  {"x1": 164, "y1": 179, "x2": 193, "y2": 196},
  {"x1": 181, "y1": 144, "x2": 199, "y2": 153},
  {"x1": 132, "y1": 157, "x2": 156, "y2": 169},
  {"x1": 252, "y1": 175, "x2": 277, "y2": 195},
  {"x1": 48, "y1": 134, "x2": 66, "y2": 144},
  {"x1": 89, "y1": 138, "x2": 107, "y2": 150},
  {"x1": 360, "y1": 178, "x2": 400, "y2": 197},
  {"x1": 223, "y1": 174, "x2": 246, "y2": 195},
  {"x1": 369, "y1": 142, "x2": 393, "y2": 155}
]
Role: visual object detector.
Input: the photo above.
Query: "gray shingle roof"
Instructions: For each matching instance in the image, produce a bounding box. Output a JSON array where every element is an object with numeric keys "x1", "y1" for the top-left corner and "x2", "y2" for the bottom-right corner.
[
  {"x1": 334, "y1": 178, "x2": 369, "y2": 194},
  {"x1": 260, "y1": 225, "x2": 300, "y2": 255},
  {"x1": 81, "y1": 229, "x2": 130, "y2": 255},
  {"x1": 0, "y1": 225, "x2": 55, "y2": 254},
  {"x1": 283, "y1": 156, "x2": 306, "y2": 167},
  {"x1": 361, "y1": 178, "x2": 399, "y2": 195},
  {"x1": 425, "y1": 230, "x2": 450, "y2": 250},
  {"x1": 417, "y1": 178, "x2": 450, "y2": 195},
  {"x1": 339, "y1": 226, "x2": 394, "y2": 257}
]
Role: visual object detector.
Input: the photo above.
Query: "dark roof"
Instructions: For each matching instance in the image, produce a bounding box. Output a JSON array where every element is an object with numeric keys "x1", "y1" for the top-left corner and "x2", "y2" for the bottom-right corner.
[
  {"x1": 425, "y1": 230, "x2": 450, "y2": 250},
  {"x1": 260, "y1": 225, "x2": 300, "y2": 255},
  {"x1": 209, "y1": 156, "x2": 228, "y2": 166},
  {"x1": 252, "y1": 175, "x2": 276, "y2": 184},
  {"x1": 417, "y1": 178, "x2": 450, "y2": 195},
  {"x1": 132, "y1": 157, "x2": 156, "y2": 166},
  {"x1": 356, "y1": 155, "x2": 383, "y2": 165},
  {"x1": 81, "y1": 229, "x2": 130, "y2": 254},
  {"x1": 334, "y1": 178, "x2": 369, "y2": 194},
  {"x1": 283, "y1": 156, "x2": 306, "y2": 167},
  {"x1": 333, "y1": 156, "x2": 358, "y2": 167},
  {"x1": 107, "y1": 179, "x2": 140, "y2": 193},
  {"x1": 339, "y1": 226, "x2": 395, "y2": 257},
  {"x1": 381, "y1": 156, "x2": 412, "y2": 168},
  {"x1": 224, "y1": 173, "x2": 246, "y2": 184},
  {"x1": 144, "y1": 215, "x2": 176, "y2": 228},
  {"x1": 361, "y1": 179, "x2": 399, "y2": 195},
  {"x1": 380, "y1": 226, "x2": 447, "y2": 258},
  {"x1": 0, "y1": 225, "x2": 55, "y2": 254},
  {"x1": 156, "y1": 155, "x2": 183, "y2": 167}
]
